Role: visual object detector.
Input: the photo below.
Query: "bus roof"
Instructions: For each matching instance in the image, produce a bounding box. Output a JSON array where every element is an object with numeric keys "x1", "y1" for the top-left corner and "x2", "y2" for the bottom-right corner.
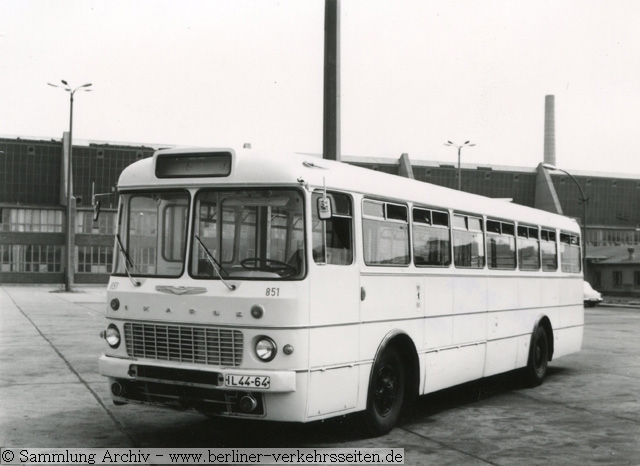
[{"x1": 117, "y1": 146, "x2": 580, "y2": 233}]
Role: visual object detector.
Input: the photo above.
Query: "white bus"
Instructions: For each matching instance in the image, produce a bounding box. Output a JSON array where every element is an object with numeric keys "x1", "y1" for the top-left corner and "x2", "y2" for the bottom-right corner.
[{"x1": 99, "y1": 147, "x2": 584, "y2": 436}]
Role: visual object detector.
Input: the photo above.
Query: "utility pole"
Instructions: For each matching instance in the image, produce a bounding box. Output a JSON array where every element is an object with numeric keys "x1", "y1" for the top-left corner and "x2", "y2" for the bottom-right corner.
[{"x1": 323, "y1": 0, "x2": 340, "y2": 161}]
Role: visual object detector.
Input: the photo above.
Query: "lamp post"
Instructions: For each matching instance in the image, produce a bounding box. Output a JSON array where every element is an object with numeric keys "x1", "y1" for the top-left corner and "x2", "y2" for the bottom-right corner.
[
  {"x1": 48, "y1": 80, "x2": 92, "y2": 291},
  {"x1": 444, "y1": 140, "x2": 475, "y2": 191},
  {"x1": 542, "y1": 163, "x2": 589, "y2": 277}
]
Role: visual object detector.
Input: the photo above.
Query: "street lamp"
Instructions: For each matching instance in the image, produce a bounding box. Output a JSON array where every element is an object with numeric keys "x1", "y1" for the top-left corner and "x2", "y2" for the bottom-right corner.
[
  {"x1": 48, "y1": 80, "x2": 92, "y2": 291},
  {"x1": 542, "y1": 163, "x2": 589, "y2": 277},
  {"x1": 444, "y1": 140, "x2": 475, "y2": 191}
]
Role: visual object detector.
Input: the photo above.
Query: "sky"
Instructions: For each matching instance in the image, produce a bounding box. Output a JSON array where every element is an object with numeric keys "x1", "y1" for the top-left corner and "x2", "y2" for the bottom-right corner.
[{"x1": 1, "y1": 0, "x2": 640, "y2": 175}]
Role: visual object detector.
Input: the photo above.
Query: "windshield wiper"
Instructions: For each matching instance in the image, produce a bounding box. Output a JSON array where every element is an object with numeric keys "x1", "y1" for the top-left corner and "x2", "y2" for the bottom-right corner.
[
  {"x1": 116, "y1": 234, "x2": 141, "y2": 287},
  {"x1": 194, "y1": 235, "x2": 236, "y2": 291}
]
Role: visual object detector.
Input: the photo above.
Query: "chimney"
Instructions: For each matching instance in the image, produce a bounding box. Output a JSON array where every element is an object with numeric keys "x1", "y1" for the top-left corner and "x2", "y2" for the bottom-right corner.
[
  {"x1": 628, "y1": 247, "x2": 635, "y2": 261},
  {"x1": 544, "y1": 95, "x2": 556, "y2": 166}
]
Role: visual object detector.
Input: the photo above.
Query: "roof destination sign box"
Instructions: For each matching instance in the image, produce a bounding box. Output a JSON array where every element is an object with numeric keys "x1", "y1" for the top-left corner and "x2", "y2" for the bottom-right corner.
[{"x1": 155, "y1": 152, "x2": 232, "y2": 178}]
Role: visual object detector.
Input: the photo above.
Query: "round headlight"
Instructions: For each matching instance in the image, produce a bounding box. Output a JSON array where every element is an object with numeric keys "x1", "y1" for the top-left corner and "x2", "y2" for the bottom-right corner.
[
  {"x1": 105, "y1": 324, "x2": 121, "y2": 349},
  {"x1": 255, "y1": 336, "x2": 277, "y2": 362}
]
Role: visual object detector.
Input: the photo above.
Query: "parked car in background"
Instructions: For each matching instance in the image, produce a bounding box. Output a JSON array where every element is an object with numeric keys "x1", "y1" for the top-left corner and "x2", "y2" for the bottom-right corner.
[{"x1": 583, "y1": 281, "x2": 603, "y2": 307}]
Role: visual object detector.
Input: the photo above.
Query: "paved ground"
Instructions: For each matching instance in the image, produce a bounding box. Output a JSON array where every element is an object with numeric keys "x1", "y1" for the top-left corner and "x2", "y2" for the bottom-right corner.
[{"x1": 1, "y1": 284, "x2": 639, "y2": 465}]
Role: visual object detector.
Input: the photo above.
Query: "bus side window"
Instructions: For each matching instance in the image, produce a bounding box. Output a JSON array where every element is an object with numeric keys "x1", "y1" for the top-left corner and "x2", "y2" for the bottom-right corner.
[
  {"x1": 312, "y1": 192, "x2": 353, "y2": 265},
  {"x1": 453, "y1": 214, "x2": 485, "y2": 268},
  {"x1": 412, "y1": 207, "x2": 451, "y2": 267},
  {"x1": 560, "y1": 232, "x2": 581, "y2": 273},
  {"x1": 486, "y1": 219, "x2": 516, "y2": 270},
  {"x1": 541, "y1": 229, "x2": 558, "y2": 271},
  {"x1": 517, "y1": 225, "x2": 540, "y2": 271},
  {"x1": 362, "y1": 200, "x2": 409, "y2": 266}
]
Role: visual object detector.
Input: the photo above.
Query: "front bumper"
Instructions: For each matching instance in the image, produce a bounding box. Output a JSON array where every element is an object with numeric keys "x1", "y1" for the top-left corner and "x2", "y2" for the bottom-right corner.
[
  {"x1": 99, "y1": 355, "x2": 297, "y2": 417},
  {"x1": 99, "y1": 354, "x2": 297, "y2": 392}
]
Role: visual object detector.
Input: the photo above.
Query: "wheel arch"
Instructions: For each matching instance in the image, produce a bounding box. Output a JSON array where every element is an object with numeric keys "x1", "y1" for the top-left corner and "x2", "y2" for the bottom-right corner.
[{"x1": 370, "y1": 330, "x2": 420, "y2": 403}]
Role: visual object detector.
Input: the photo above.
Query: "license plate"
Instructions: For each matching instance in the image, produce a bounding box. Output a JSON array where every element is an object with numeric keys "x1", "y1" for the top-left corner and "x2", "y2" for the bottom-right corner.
[{"x1": 225, "y1": 375, "x2": 270, "y2": 389}]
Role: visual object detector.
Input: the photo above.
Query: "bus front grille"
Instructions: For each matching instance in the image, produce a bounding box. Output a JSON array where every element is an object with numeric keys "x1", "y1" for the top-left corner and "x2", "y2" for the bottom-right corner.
[{"x1": 123, "y1": 323, "x2": 243, "y2": 367}]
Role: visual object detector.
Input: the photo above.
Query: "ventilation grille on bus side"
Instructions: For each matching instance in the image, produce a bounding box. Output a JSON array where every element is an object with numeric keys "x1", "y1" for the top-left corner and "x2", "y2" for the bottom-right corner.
[{"x1": 123, "y1": 323, "x2": 243, "y2": 367}]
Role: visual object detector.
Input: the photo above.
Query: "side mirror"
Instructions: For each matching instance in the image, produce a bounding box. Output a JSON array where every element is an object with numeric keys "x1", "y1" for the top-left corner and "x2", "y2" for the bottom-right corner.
[
  {"x1": 93, "y1": 199, "x2": 101, "y2": 222},
  {"x1": 317, "y1": 196, "x2": 332, "y2": 220}
]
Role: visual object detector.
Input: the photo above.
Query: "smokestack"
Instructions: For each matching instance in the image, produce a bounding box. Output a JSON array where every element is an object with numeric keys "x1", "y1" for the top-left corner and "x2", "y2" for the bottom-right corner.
[{"x1": 544, "y1": 95, "x2": 556, "y2": 166}]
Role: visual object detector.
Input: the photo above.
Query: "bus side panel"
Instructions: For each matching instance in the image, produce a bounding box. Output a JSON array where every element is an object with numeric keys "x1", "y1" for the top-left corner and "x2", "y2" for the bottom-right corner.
[
  {"x1": 309, "y1": 264, "x2": 360, "y2": 327},
  {"x1": 423, "y1": 345, "x2": 486, "y2": 394},
  {"x1": 423, "y1": 275, "x2": 454, "y2": 317},
  {"x1": 484, "y1": 338, "x2": 519, "y2": 377},
  {"x1": 552, "y1": 323, "x2": 584, "y2": 359},
  {"x1": 559, "y1": 277, "x2": 583, "y2": 307},
  {"x1": 487, "y1": 276, "x2": 519, "y2": 311},
  {"x1": 559, "y1": 277, "x2": 585, "y2": 327},
  {"x1": 518, "y1": 276, "x2": 543, "y2": 309},
  {"x1": 306, "y1": 366, "x2": 359, "y2": 418},
  {"x1": 264, "y1": 372, "x2": 311, "y2": 422},
  {"x1": 424, "y1": 316, "x2": 454, "y2": 350},
  {"x1": 360, "y1": 274, "x2": 423, "y2": 322},
  {"x1": 423, "y1": 275, "x2": 454, "y2": 350},
  {"x1": 541, "y1": 277, "x2": 561, "y2": 307},
  {"x1": 308, "y1": 325, "x2": 359, "y2": 368},
  {"x1": 452, "y1": 276, "x2": 487, "y2": 345}
]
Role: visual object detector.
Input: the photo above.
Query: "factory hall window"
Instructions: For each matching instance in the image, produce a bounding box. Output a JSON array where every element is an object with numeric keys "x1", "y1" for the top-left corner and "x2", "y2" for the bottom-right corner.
[
  {"x1": 0, "y1": 208, "x2": 63, "y2": 232},
  {"x1": 0, "y1": 244, "x2": 63, "y2": 272}
]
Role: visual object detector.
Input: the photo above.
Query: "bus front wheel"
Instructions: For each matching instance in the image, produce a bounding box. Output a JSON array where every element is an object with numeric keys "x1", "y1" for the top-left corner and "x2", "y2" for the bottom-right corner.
[
  {"x1": 522, "y1": 325, "x2": 549, "y2": 387},
  {"x1": 364, "y1": 346, "x2": 405, "y2": 437}
]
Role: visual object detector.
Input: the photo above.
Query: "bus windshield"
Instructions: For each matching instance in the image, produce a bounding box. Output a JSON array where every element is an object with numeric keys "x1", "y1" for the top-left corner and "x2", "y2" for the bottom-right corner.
[
  {"x1": 191, "y1": 188, "x2": 305, "y2": 280},
  {"x1": 114, "y1": 191, "x2": 190, "y2": 278}
]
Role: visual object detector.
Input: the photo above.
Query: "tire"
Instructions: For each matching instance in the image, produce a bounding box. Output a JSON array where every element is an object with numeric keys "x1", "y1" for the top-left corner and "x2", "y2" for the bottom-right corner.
[
  {"x1": 522, "y1": 325, "x2": 549, "y2": 387},
  {"x1": 364, "y1": 347, "x2": 405, "y2": 436}
]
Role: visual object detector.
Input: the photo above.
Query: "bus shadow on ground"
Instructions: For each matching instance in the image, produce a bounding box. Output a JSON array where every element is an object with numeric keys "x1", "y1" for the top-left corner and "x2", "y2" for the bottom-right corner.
[{"x1": 133, "y1": 367, "x2": 572, "y2": 447}]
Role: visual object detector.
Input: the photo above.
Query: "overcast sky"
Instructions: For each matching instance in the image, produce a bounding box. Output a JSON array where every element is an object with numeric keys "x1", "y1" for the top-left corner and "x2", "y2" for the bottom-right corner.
[{"x1": 1, "y1": 0, "x2": 640, "y2": 174}]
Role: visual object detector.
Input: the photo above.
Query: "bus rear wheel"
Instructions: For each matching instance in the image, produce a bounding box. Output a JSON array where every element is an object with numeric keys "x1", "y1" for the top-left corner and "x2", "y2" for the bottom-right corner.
[
  {"x1": 522, "y1": 325, "x2": 549, "y2": 387},
  {"x1": 364, "y1": 346, "x2": 405, "y2": 437}
]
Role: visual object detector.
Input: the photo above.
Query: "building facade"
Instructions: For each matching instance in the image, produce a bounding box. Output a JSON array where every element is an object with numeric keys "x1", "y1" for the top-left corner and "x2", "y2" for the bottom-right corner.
[
  {"x1": 0, "y1": 137, "x2": 155, "y2": 284},
  {"x1": 1, "y1": 136, "x2": 639, "y2": 295}
]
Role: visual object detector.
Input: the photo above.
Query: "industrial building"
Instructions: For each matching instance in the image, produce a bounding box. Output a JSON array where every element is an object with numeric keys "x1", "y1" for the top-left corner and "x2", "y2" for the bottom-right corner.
[{"x1": 2, "y1": 132, "x2": 639, "y2": 295}]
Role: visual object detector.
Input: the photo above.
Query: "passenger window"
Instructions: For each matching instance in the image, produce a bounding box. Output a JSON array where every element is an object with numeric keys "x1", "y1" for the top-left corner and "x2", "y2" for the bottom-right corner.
[
  {"x1": 487, "y1": 220, "x2": 516, "y2": 269},
  {"x1": 312, "y1": 192, "x2": 353, "y2": 265},
  {"x1": 412, "y1": 208, "x2": 451, "y2": 267},
  {"x1": 541, "y1": 229, "x2": 558, "y2": 271},
  {"x1": 517, "y1": 225, "x2": 540, "y2": 271},
  {"x1": 453, "y1": 214, "x2": 485, "y2": 268},
  {"x1": 362, "y1": 200, "x2": 409, "y2": 266},
  {"x1": 560, "y1": 232, "x2": 581, "y2": 273}
]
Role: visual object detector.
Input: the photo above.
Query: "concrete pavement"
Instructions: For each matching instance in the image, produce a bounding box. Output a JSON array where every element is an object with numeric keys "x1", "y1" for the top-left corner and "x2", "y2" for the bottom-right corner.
[
  {"x1": 1, "y1": 284, "x2": 639, "y2": 465},
  {"x1": 0, "y1": 285, "x2": 134, "y2": 447}
]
